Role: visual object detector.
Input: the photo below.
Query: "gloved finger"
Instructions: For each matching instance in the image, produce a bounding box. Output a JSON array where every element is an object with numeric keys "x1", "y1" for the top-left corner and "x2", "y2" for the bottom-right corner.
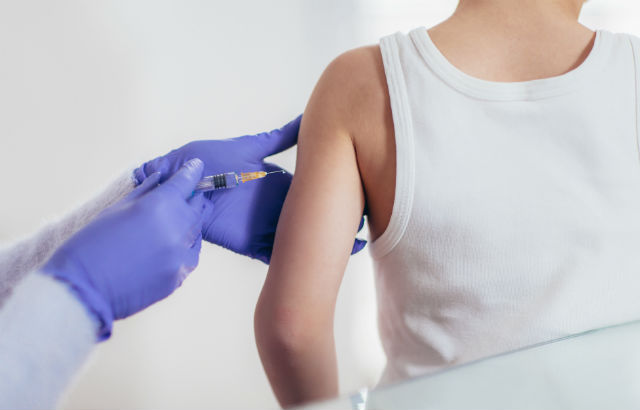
[
  {"x1": 200, "y1": 200, "x2": 214, "y2": 233},
  {"x1": 188, "y1": 195, "x2": 211, "y2": 239},
  {"x1": 159, "y1": 158, "x2": 205, "y2": 199},
  {"x1": 246, "y1": 243, "x2": 270, "y2": 264},
  {"x1": 133, "y1": 162, "x2": 152, "y2": 185},
  {"x1": 133, "y1": 167, "x2": 146, "y2": 185},
  {"x1": 252, "y1": 233, "x2": 276, "y2": 265},
  {"x1": 191, "y1": 232, "x2": 203, "y2": 251},
  {"x1": 350, "y1": 238, "x2": 367, "y2": 255},
  {"x1": 187, "y1": 193, "x2": 215, "y2": 233},
  {"x1": 255, "y1": 251, "x2": 270, "y2": 265},
  {"x1": 200, "y1": 201, "x2": 217, "y2": 240},
  {"x1": 185, "y1": 215, "x2": 205, "y2": 248},
  {"x1": 134, "y1": 157, "x2": 170, "y2": 185},
  {"x1": 249, "y1": 115, "x2": 302, "y2": 159},
  {"x1": 125, "y1": 171, "x2": 161, "y2": 201},
  {"x1": 176, "y1": 235, "x2": 201, "y2": 288},
  {"x1": 177, "y1": 234, "x2": 202, "y2": 287},
  {"x1": 187, "y1": 192, "x2": 206, "y2": 217}
]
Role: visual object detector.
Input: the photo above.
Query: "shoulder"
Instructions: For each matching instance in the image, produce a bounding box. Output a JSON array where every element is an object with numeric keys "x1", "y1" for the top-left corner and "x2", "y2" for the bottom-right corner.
[
  {"x1": 319, "y1": 45, "x2": 387, "y2": 104},
  {"x1": 324, "y1": 45, "x2": 384, "y2": 80},
  {"x1": 303, "y1": 45, "x2": 390, "y2": 139}
]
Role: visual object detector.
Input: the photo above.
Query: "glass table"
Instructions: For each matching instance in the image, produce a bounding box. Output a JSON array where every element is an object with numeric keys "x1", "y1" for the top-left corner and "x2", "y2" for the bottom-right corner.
[{"x1": 297, "y1": 319, "x2": 640, "y2": 409}]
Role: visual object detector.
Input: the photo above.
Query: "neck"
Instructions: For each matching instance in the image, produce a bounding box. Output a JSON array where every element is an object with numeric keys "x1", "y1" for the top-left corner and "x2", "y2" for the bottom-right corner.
[{"x1": 454, "y1": 0, "x2": 584, "y2": 24}]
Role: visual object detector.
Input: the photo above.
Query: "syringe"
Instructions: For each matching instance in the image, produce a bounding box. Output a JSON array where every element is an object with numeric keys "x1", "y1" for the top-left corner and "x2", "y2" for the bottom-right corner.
[{"x1": 195, "y1": 170, "x2": 285, "y2": 193}]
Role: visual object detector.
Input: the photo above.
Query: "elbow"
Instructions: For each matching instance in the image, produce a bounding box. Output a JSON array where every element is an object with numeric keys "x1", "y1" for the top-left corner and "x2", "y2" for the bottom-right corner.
[{"x1": 254, "y1": 298, "x2": 329, "y2": 357}]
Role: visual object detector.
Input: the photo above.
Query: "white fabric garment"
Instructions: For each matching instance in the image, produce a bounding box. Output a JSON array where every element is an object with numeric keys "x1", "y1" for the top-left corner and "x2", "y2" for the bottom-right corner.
[
  {"x1": 0, "y1": 171, "x2": 136, "y2": 307},
  {"x1": 0, "y1": 171, "x2": 136, "y2": 408},
  {"x1": 372, "y1": 27, "x2": 640, "y2": 384},
  {"x1": 0, "y1": 273, "x2": 98, "y2": 410}
]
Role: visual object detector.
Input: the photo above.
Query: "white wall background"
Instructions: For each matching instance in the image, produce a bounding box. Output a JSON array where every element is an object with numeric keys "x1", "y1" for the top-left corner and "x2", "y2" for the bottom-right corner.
[{"x1": 0, "y1": 1, "x2": 639, "y2": 409}]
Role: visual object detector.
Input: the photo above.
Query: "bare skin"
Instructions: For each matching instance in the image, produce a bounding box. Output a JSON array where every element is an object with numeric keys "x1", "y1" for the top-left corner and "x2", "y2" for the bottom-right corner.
[
  {"x1": 255, "y1": 1, "x2": 593, "y2": 407},
  {"x1": 430, "y1": 0, "x2": 595, "y2": 82}
]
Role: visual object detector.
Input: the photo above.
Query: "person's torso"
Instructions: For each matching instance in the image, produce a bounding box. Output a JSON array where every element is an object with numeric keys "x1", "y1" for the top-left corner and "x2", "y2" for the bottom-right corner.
[{"x1": 363, "y1": 26, "x2": 640, "y2": 384}]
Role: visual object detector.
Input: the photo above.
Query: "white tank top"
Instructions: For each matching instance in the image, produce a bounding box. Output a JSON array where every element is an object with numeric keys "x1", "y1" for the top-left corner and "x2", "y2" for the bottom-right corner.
[{"x1": 373, "y1": 27, "x2": 640, "y2": 384}]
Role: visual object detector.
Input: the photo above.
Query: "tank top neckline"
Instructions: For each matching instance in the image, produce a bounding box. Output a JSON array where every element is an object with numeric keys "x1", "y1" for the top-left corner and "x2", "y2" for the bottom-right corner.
[{"x1": 409, "y1": 27, "x2": 609, "y2": 101}]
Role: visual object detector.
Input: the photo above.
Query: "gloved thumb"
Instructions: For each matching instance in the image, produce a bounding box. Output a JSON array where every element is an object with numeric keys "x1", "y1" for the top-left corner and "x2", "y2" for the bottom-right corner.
[
  {"x1": 159, "y1": 158, "x2": 205, "y2": 199},
  {"x1": 249, "y1": 115, "x2": 302, "y2": 159}
]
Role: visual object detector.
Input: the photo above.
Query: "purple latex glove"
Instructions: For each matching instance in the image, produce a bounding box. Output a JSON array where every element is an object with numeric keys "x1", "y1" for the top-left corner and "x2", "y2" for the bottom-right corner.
[
  {"x1": 41, "y1": 159, "x2": 210, "y2": 340},
  {"x1": 134, "y1": 116, "x2": 367, "y2": 264}
]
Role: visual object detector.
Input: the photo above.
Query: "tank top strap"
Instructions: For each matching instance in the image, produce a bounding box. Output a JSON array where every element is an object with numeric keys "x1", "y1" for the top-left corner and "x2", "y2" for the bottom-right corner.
[{"x1": 372, "y1": 34, "x2": 417, "y2": 258}]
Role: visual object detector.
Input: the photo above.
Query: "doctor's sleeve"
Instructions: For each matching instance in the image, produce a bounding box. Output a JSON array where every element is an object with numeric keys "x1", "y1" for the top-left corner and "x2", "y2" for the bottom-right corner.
[
  {"x1": 0, "y1": 272, "x2": 98, "y2": 409},
  {"x1": 0, "y1": 170, "x2": 137, "y2": 306}
]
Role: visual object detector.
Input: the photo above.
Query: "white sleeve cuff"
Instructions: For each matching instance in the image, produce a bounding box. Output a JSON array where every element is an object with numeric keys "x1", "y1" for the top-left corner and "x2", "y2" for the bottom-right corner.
[{"x1": 0, "y1": 272, "x2": 98, "y2": 410}]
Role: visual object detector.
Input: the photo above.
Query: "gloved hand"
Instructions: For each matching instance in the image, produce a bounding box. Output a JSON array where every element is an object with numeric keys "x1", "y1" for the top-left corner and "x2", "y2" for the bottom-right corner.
[
  {"x1": 134, "y1": 116, "x2": 367, "y2": 264},
  {"x1": 41, "y1": 159, "x2": 210, "y2": 340}
]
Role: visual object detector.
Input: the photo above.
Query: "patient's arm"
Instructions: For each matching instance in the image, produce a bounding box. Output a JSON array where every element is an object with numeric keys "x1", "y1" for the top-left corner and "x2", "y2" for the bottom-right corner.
[{"x1": 254, "y1": 47, "x2": 388, "y2": 408}]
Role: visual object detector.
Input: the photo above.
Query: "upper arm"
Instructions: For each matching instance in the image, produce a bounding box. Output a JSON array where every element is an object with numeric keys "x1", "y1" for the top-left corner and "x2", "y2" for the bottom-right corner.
[
  {"x1": 256, "y1": 48, "x2": 379, "y2": 337},
  {"x1": 254, "y1": 46, "x2": 391, "y2": 406}
]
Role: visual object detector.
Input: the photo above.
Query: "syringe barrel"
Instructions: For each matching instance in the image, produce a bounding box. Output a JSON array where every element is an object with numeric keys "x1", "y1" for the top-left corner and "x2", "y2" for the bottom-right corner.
[{"x1": 195, "y1": 172, "x2": 239, "y2": 192}]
